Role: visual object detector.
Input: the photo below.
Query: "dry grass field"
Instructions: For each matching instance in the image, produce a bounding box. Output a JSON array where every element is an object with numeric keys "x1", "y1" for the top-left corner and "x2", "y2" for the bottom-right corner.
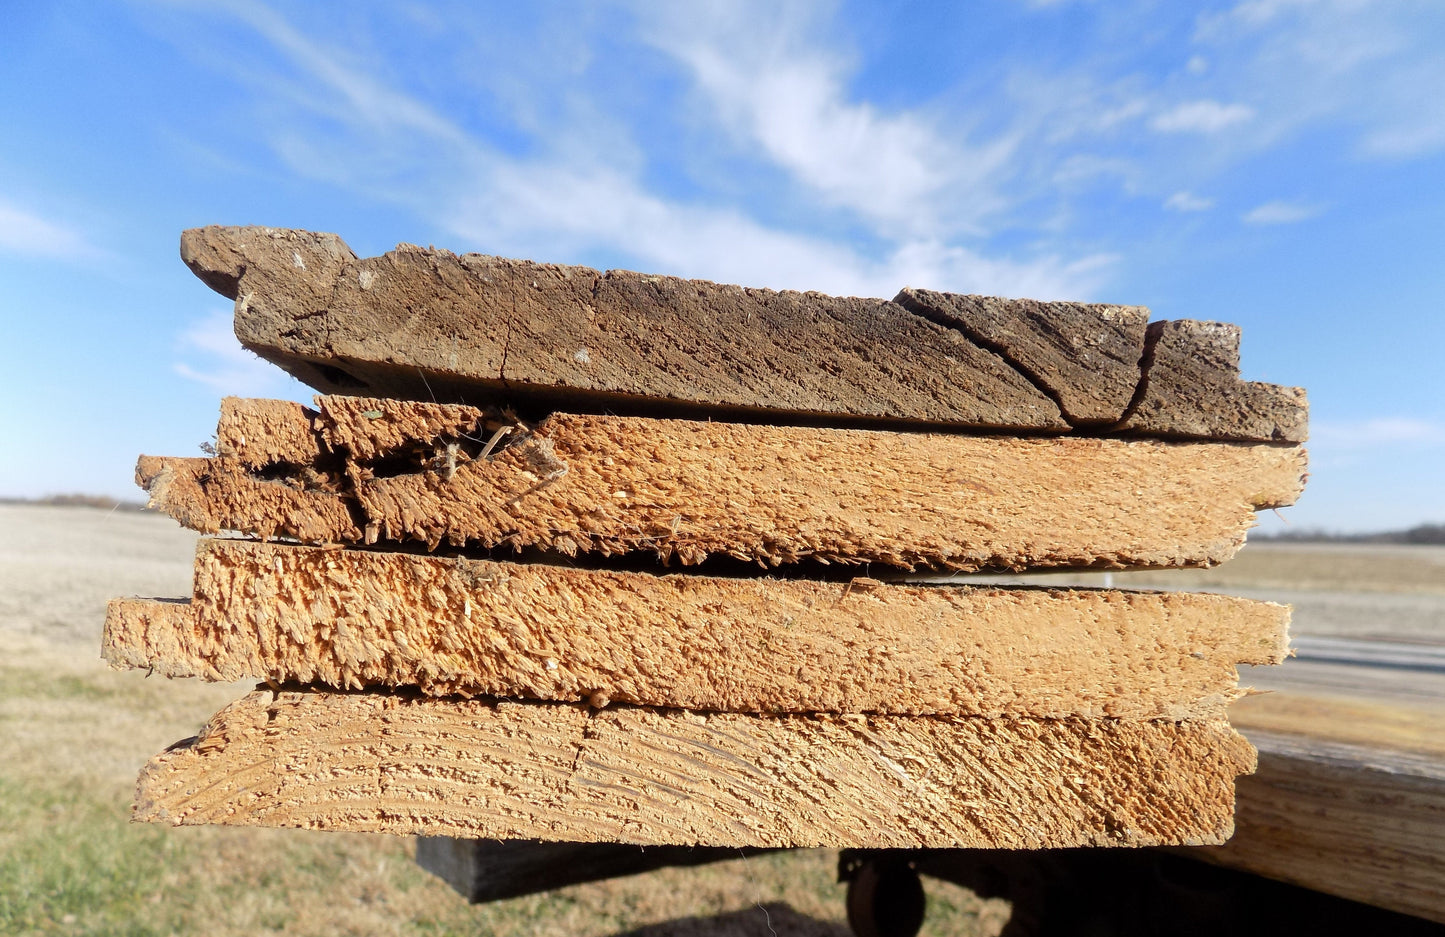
[{"x1": 0, "y1": 504, "x2": 1009, "y2": 937}]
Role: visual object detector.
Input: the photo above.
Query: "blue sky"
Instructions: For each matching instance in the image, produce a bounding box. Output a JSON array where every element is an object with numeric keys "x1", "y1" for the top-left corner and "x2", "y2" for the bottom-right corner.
[{"x1": 1, "y1": 0, "x2": 1442, "y2": 532}]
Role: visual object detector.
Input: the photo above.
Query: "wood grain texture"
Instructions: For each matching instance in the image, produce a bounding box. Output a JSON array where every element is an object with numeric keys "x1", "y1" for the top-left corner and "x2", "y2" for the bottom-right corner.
[
  {"x1": 135, "y1": 455, "x2": 358, "y2": 544},
  {"x1": 215, "y1": 398, "x2": 321, "y2": 468},
  {"x1": 1187, "y1": 675, "x2": 1445, "y2": 923},
  {"x1": 134, "y1": 689, "x2": 1255, "y2": 849},
  {"x1": 179, "y1": 226, "x2": 1307, "y2": 441},
  {"x1": 1190, "y1": 730, "x2": 1445, "y2": 924},
  {"x1": 1119, "y1": 320, "x2": 1309, "y2": 443},
  {"x1": 103, "y1": 538, "x2": 1289, "y2": 718},
  {"x1": 180, "y1": 226, "x2": 1066, "y2": 431},
  {"x1": 894, "y1": 288, "x2": 1149, "y2": 425},
  {"x1": 138, "y1": 396, "x2": 1307, "y2": 571},
  {"x1": 1231, "y1": 690, "x2": 1445, "y2": 758}
]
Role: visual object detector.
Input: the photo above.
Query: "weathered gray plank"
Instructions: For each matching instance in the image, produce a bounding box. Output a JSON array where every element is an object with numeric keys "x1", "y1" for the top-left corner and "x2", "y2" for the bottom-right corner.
[
  {"x1": 1119, "y1": 320, "x2": 1308, "y2": 442},
  {"x1": 894, "y1": 288, "x2": 1149, "y2": 425},
  {"x1": 1189, "y1": 731, "x2": 1445, "y2": 924},
  {"x1": 181, "y1": 226, "x2": 1065, "y2": 431},
  {"x1": 179, "y1": 226, "x2": 1307, "y2": 441}
]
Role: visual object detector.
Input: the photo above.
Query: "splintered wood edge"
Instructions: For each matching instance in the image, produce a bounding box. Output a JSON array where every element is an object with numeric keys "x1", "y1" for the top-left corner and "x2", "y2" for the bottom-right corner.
[
  {"x1": 104, "y1": 545, "x2": 1290, "y2": 718},
  {"x1": 134, "y1": 690, "x2": 1256, "y2": 850},
  {"x1": 135, "y1": 454, "x2": 361, "y2": 544},
  {"x1": 135, "y1": 400, "x2": 1308, "y2": 571},
  {"x1": 104, "y1": 598, "x2": 204, "y2": 678}
]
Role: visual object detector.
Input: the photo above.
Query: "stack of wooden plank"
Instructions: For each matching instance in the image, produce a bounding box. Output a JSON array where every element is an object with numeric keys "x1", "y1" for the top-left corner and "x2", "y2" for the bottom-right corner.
[{"x1": 106, "y1": 225, "x2": 1307, "y2": 851}]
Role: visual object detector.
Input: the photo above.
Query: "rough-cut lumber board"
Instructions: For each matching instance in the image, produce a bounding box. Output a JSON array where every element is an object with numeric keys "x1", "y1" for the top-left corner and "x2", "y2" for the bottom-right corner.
[
  {"x1": 1190, "y1": 730, "x2": 1445, "y2": 925},
  {"x1": 180, "y1": 226, "x2": 1067, "y2": 431},
  {"x1": 894, "y1": 289, "x2": 1149, "y2": 425},
  {"x1": 1182, "y1": 660, "x2": 1445, "y2": 923},
  {"x1": 139, "y1": 396, "x2": 1307, "y2": 570},
  {"x1": 136, "y1": 456, "x2": 359, "y2": 544},
  {"x1": 214, "y1": 397, "x2": 319, "y2": 469},
  {"x1": 1119, "y1": 320, "x2": 1308, "y2": 442},
  {"x1": 179, "y1": 225, "x2": 1307, "y2": 441},
  {"x1": 414, "y1": 838, "x2": 749, "y2": 903},
  {"x1": 103, "y1": 538, "x2": 1289, "y2": 718},
  {"x1": 134, "y1": 689, "x2": 1255, "y2": 849}
]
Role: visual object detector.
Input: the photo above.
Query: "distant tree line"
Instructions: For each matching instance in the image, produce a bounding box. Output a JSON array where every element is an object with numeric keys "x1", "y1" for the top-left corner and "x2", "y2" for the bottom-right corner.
[
  {"x1": 0, "y1": 494, "x2": 148, "y2": 512},
  {"x1": 1255, "y1": 523, "x2": 1445, "y2": 545}
]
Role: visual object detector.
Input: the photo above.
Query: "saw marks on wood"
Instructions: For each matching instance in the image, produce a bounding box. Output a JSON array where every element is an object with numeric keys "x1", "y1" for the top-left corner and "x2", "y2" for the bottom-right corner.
[
  {"x1": 134, "y1": 689, "x2": 1254, "y2": 849},
  {"x1": 179, "y1": 225, "x2": 1306, "y2": 441},
  {"x1": 104, "y1": 539, "x2": 1289, "y2": 718},
  {"x1": 138, "y1": 396, "x2": 1306, "y2": 570}
]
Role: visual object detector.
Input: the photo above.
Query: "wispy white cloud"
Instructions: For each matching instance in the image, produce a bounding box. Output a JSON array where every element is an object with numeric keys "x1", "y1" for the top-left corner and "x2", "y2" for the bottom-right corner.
[
  {"x1": 150, "y1": 0, "x2": 1442, "y2": 307},
  {"x1": 443, "y1": 156, "x2": 1113, "y2": 299},
  {"x1": 1151, "y1": 100, "x2": 1255, "y2": 133},
  {"x1": 217, "y1": 0, "x2": 470, "y2": 149},
  {"x1": 0, "y1": 198, "x2": 98, "y2": 260},
  {"x1": 1195, "y1": 0, "x2": 1445, "y2": 159},
  {"x1": 632, "y1": 2, "x2": 1013, "y2": 239},
  {"x1": 1242, "y1": 199, "x2": 1323, "y2": 224},
  {"x1": 1311, "y1": 417, "x2": 1445, "y2": 449},
  {"x1": 177, "y1": 0, "x2": 1109, "y2": 300},
  {"x1": 174, "y1": 309, "x2": 309, "y2": 398},
  {"x1": 1164, "y1": 191, "x2": 1214, "y2": 212}
]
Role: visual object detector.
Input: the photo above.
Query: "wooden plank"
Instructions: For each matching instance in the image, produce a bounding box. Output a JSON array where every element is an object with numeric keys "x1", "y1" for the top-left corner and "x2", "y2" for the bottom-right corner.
[
  {"x1": 215, "y1": 397, "x2": 320, "y2": 469},
  {"x1": 104, "y1": 538, "x2": 1288, "y2": 718},
  {"x1": 894, "y1": 288, "x2": 1149, "y2": 425},
  {"x1": 178, "y1": 225, "x2": 1306, "y2": 441},
  {"x1": 1192, "y1": 729, "x2": 1445, "y2": 924},
  {"x1": 1181, "y1": 653, "x2": 1445, "y2": 923},
  {"x1": 1286, "y1": 636, "x2": 1445, "y2": 674},
  {"x1": 1119, "y1": 320, "x2": 1309, "y2": 443},
  {"x1": 1233, "y1": 690, "x2": 1445, "y2": 756},
  {"x1": 180, "y1": 226, "x2": 1067, "y2": 432},
  {"x1": 136, "y1": 455, "x2": 359, "y2": 544},
  {"x1": 137, "y1": 396, "x2": 1306, "y2": 571},
  {"x1": 134, "y1": 689, "x2": 1255, "y2": 849}
]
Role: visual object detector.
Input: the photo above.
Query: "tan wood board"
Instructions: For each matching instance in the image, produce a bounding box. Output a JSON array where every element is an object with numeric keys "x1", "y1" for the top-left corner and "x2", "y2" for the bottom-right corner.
[
  {"x1": 137, "y1": 455, "x2": 359, "y2": 544},
  {"x1": 137, "y1": 395, "x2": 1307, "y2": 571},
  {"x1": 1177, "y1": 682, "x2": 1445, "y2": 923},
  {"x1": 1231, "y1": 690, "x2": 1445, "y2": 758},
  {"x1": 1189, "y1": 729, "x2": 1445, "y2": 924},
  {"x1": 179, "y1": 225, "x2": 1305, "y2": 441},
  {"x1": 104, "y1": 538, "x2": 1288, "y2": 718},
  {"x1": 135, "y1": 690, "x2": 1254, "y2": 849}
]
